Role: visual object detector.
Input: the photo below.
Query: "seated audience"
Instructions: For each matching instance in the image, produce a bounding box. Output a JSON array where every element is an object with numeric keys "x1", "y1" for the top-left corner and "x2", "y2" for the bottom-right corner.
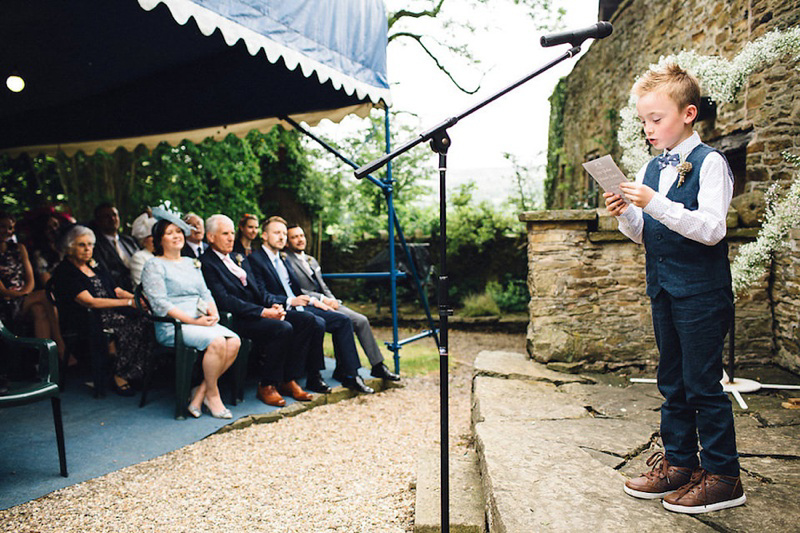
[
  {"x1": 141, "y1": 213, "x2": 240, "y2": 419},
  {"x1": 233, "y1": 213, "x2": 259, "y2": 256},
  {"x1": 27, "y1": 208, "x2": 69, "y2": 288},
  {"x1": 249, "y1": 216, "x2": 373, "y2": 394},
  {"x1": 51, "y1": 225, "x2": 150, "y2": 395},
  {"x1": 181, "y1": 212, "x2": 208, "y2": 259},
  {"x1": 129, "y1": 212, "x2": 157, "y2": 286},
  {"x1": 88, "y1": 202, "x2": 139, "y2": 292},
  {"x1": 285, "y1": 224, "x2": 399, "y2": 381},
  {"x1": 201, "y1": 214, "x2": 321, "y2": 406},
  {"x1": 0, "y1": 211, "x2": 65, "y2": 362}
]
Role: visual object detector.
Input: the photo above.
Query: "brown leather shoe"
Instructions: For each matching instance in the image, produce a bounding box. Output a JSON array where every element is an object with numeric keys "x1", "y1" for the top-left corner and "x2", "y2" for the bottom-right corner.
[
  {"x1": 663, "y1": 469, "x2": 746, "y2": 514},
  {"x1": 257, "y1": 384, "x2": 286, "y2": 407},
  {"x1": 623, "y1": 451, "x2": 695, "y2": 499},
  {"x1": 278, "y1": 380, "x2": 313, "y2": 402}
]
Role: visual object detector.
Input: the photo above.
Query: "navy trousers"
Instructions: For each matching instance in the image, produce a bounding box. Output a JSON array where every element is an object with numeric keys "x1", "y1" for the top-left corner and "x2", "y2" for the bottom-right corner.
[
  {"x1": 303, "y1": 306, "x2": 361, "y2": 376},
  {"x1": 651, "y1": 287, "x2": 739, "y2": 477}
]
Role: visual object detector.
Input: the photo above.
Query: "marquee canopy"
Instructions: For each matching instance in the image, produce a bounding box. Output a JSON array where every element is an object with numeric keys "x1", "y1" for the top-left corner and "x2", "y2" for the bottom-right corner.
[{"x1": 0, "y1": 0, "x2": 391, "y2": 156}]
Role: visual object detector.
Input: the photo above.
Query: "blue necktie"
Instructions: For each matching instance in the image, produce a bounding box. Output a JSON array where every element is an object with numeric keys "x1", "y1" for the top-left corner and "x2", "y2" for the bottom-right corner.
[
  {"x1": 274, "y1": 256, "x2": 303, "y2": 311},
  {"x1": 657, "y1": 153, "x2": 681, "y2": 170}
]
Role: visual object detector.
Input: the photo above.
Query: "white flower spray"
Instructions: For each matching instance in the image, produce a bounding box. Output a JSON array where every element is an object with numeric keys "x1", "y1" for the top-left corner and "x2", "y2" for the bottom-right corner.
[
  {"x1": 731, "y1": 153, "x2": 800, "y2": 299},
  {"x1": 618, "y1": 27, "x2": 800, "y2": 175},
  {"x1": 616, "y1": 27, "x2": 800, "y2": 298}
]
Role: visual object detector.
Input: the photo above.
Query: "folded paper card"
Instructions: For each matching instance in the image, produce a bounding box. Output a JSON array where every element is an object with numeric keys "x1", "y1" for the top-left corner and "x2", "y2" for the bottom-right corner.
[{"x1": 582, "y1": 155, "x2": 629, "y2": 204}]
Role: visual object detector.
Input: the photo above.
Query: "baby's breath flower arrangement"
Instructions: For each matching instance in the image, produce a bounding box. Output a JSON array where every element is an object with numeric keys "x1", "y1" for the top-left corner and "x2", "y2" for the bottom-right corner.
[
  {"x1": 731, "y1": 152, "x2": 800, "y2": 299},
  {"x1": 618, "y1": 27, "x2": 800, "y2": 175}
]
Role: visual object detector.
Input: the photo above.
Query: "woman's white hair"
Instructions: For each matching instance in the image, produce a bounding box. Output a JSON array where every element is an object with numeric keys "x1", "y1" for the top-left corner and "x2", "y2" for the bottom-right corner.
[
  {"x1": 205, "y1": 214, "x2": 234, "y2": 236},
  {"x1": 62, "y1": 225, "x2": 96, "y2": 254}
]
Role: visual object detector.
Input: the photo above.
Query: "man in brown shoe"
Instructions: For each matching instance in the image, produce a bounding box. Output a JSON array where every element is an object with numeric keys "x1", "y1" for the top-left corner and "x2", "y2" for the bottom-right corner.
[
  {"x1": 200, "y1": 214, "x2": 317, "y2": 407},
  {"x1": 662, "y1": 469, "x2": 746, "y2": 514},
  {"x1": 624, "y1": 451, "x2": 694, "y2": 499}
]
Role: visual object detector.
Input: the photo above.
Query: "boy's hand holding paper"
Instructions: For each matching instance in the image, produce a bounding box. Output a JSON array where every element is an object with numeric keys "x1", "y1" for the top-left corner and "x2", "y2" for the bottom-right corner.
[{"x1": 582, "y1": 155, "x2": 630, "y2": 203}]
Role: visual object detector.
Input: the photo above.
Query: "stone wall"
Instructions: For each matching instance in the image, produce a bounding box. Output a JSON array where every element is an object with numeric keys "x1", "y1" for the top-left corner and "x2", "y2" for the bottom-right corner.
[
  {"x1": 772, "y1": 229, "x2": 800, "y2": 371},
  {"x1": 547, "y1": 0, "x2": 800, "y2": 210},
  {"x1": 521, "y1": 209, "x2": 780, "y2": 371}
]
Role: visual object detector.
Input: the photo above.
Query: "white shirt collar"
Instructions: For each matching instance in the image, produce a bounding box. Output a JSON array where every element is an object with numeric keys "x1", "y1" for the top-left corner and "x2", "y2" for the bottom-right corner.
[
  {"x1": 666, "y1": 131, "x2": 701, "y2": 159},
  {"x1": 263, "y1": 245, "x2": 279, "y2": 262}
]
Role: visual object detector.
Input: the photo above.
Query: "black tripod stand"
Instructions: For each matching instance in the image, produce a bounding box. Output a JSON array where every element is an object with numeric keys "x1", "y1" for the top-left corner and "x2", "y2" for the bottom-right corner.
[{"x1": 355, "y1": 23, "x2": 609, "y2": 530}]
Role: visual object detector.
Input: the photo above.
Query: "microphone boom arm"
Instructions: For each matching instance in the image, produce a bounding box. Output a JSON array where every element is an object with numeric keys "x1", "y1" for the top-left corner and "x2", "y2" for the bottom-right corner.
[{"x1": 354, "y1": 45, "x2": 581, "y2": 179}]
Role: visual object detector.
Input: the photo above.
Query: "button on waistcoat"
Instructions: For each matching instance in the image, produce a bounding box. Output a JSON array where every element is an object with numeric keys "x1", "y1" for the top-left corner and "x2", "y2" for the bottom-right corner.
[{"x1": 642, "y1": 143, "x2": 732, "y2": 298}]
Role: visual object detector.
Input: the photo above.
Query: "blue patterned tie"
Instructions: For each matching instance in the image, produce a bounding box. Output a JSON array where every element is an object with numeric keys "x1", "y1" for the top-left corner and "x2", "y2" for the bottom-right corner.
[{"x1": 657, "y1": 153, "x2": 681, "y2": 170}]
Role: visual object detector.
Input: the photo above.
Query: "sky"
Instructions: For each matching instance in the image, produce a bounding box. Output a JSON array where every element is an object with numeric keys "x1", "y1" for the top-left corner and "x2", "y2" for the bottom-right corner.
[{"x1": 313, "y1": 0, "x2": 601, "y2": 205}]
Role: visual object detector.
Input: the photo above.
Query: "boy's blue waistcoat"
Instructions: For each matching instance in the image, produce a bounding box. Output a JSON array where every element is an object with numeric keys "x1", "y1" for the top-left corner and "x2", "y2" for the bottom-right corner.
[{"x1": 642, "y1": 143, "x2": 732, "y2": 298}]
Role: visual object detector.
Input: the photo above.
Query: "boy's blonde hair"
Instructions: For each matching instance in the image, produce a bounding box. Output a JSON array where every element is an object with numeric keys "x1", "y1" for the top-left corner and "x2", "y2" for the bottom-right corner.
[{"x1": 632, "y1": 63, "x2": 701, "y2": 113}]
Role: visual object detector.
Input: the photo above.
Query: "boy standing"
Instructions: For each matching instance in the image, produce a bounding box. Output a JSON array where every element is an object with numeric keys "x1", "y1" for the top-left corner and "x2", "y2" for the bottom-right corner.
[{"x1": 604, "y1": 63, "x2": 745, "y2": 514}]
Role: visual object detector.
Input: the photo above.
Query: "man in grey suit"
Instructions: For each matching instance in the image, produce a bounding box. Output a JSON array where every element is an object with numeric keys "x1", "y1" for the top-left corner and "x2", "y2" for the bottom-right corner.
[{"x1": 285, "y1": 225, "x2": 400, "y2": 382}]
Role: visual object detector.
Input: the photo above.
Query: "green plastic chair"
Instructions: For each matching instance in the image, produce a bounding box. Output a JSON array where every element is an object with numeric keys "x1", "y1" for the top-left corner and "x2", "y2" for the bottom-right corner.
[
  {"x1": 134, "y1": 286, "x2": 249, "y2": 419},
  {"x1": 0, "y1": 320, "x2": 67, "y2": 477}
]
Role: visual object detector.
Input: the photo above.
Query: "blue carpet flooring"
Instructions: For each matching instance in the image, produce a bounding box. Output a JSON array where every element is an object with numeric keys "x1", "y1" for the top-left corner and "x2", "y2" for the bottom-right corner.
[{"x1": 0, "y1": 357, "x2": 347, "y2": 510}]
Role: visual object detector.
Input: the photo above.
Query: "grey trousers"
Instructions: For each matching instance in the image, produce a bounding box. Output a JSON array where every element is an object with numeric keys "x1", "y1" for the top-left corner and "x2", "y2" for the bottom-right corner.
[{"x1": 335, "y1": 304, "x2": 384, "y2": 367}]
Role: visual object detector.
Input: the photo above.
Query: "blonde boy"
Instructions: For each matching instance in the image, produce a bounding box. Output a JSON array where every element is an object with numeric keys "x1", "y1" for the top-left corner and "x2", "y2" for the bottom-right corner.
[{"x1": 605, "y1": 64, "x2": 745, "y2": 514}]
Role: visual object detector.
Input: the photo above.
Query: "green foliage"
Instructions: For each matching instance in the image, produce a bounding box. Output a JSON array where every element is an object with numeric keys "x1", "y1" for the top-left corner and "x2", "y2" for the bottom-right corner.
[
  {"x1": 134, "y1": 134, "x2": 264, "y2": 221},
  {"x1": 0, "y1": 128, "x2": 306, "y2": 226},
  {"x1": 441, "y1": 181, "x2": 518, "y2": 257},
  {"x1": 301, "y1": 110, "x2": 436, "y2": 252},
  {"x1": 545, "y1": 77, "x2": 567, "y2": 209},
  {"x1": 486, "y1": 274, "x2": 529, "y2": 312},
  {"x1": 460, "y1": 291, "x2": 501, "y2": 317}
]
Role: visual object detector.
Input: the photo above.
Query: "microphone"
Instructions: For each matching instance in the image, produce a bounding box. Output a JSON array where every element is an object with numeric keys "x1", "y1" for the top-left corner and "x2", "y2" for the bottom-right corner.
[{"x1": 540, "y1": 21, "x2": 613, "y2": 48}]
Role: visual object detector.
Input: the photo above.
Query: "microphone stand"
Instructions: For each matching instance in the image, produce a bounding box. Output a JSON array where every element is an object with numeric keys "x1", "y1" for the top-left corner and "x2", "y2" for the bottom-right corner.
[{"x1": 355, "y1": 44, "x2": 582, "y2": 533}]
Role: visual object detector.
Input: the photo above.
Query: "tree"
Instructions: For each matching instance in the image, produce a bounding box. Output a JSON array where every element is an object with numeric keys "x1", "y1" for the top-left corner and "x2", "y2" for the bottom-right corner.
[{"x1": 387, "y1": 0, "x2": 565, "y2": 93}]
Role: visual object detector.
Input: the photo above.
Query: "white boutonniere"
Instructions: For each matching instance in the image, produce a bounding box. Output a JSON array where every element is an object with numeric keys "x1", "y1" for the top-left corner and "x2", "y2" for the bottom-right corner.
[
  {"x1": 676, "y1": 156, "x2": 693, "y2": 188},
  {"x1": 234, "y1": 253, "x2": 244, "y2": 266},
  {"x1": 88, "y1": 258, "x2": 98, "y2": 268},
  {"x1": 279, "y1": 252, "x2": 287, "y2": 261},
  {"x1": 193, "y1": 258, "x2": 202, "y2": 269}
]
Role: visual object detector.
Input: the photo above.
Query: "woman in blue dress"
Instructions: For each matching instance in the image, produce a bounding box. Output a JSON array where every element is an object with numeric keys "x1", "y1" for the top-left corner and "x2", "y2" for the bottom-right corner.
[{"x1": 141, "y1": 217, "x2": 240, "y2": 419}]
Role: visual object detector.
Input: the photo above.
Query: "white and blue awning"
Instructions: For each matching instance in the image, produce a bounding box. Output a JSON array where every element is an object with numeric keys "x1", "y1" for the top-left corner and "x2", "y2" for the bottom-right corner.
[{"x1": 0, "y1": 0, "x2": 391, "y2": 156}]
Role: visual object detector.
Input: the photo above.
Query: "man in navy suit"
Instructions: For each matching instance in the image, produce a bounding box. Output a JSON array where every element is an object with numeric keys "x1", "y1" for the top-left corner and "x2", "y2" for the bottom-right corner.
[
  {"x1": 200, "y1": 214, "x2": 321, "y2": 406},
  {"x1": 181, "y1": 212, "x2": 208, "y2": 258},
  {"x1": 88, "y1": 202, "x2": 139, "y2": 291},
  {"x1": 249, "y1": 216, "x2": 373, "y2": 394}
]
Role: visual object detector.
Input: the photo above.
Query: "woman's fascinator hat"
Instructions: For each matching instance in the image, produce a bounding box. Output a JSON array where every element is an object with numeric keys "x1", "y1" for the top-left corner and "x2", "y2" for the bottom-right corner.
[
  {"x1": 151, "y1": 203, "x2": 192, "y2": 236},
  {"x1": 131, "y1": 212, "x2": 157, "y2": 244}
]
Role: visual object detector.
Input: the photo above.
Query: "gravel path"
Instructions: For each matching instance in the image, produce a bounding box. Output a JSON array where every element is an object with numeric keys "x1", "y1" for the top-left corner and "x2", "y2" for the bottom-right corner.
[{"x1": 1, "y1": 330, "x2": 525, "y2": 532}]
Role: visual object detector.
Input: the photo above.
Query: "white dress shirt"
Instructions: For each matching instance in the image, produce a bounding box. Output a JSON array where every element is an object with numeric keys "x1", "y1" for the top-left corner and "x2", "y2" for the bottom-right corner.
[
  {"x1": 264, "y1": 246, "x2": 304, "y2": 310},
  {"x1": 617, "y1": 132, "x2": 733, "y2": 246},
  {"x1": 187, "y1": 241, "x2": 203, "y2": 258},
  {"x1": 105, "y1": 233, "x2": 132, "y2": 266}
]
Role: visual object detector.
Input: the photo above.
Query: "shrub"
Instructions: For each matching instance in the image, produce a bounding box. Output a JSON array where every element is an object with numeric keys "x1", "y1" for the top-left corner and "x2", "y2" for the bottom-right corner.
[
  {"x1": 486, "y1": 276, "x2": 530, "y2": 313},
  {"x1": 460, "y1": 292, "x2": 501, "y2": 317}
]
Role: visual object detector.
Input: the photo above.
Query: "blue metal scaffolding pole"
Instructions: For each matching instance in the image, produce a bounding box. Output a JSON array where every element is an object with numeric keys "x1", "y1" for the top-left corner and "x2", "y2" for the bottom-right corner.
[{"x1": 280, "y1": 110, "x2": 439, "y2": 374}]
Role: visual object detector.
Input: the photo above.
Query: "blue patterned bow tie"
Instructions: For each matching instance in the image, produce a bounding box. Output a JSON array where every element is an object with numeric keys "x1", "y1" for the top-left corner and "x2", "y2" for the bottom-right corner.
[{"x1": 657, "y1": 153, "x2": 681, "y2": 170}]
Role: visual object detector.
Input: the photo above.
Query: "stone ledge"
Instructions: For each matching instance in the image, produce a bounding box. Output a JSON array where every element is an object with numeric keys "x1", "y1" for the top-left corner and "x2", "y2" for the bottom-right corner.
[
  {"x1": 588, "y1": 231, "x2": 633, "y2": 242},
  {"x1": 519, "y1": 209, "x2": 597, "y2": 222},
  {"x1": 474, "y1": 350, "x2": 594, "y2": 385},
  {"x1": 474, "y1": 421, "x2": 710, "y2": 533},
  {"x1": 414, "y1": 449, "x2": 485, "y2": 533}
]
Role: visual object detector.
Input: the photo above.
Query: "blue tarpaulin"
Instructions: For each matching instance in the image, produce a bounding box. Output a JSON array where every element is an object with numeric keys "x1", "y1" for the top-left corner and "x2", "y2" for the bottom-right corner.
[{"x1": 0, "y1": 0, "x2": 391, "y2": 155}]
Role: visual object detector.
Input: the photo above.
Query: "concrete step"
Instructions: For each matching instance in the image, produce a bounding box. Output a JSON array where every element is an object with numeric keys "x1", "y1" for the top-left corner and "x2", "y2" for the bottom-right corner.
[
  {"x1": 414, "y1": 448, "x2": 486, "y2": 533},
  {"x1": 471, "y1": 350, "x2": 711, "y2": 532}
]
